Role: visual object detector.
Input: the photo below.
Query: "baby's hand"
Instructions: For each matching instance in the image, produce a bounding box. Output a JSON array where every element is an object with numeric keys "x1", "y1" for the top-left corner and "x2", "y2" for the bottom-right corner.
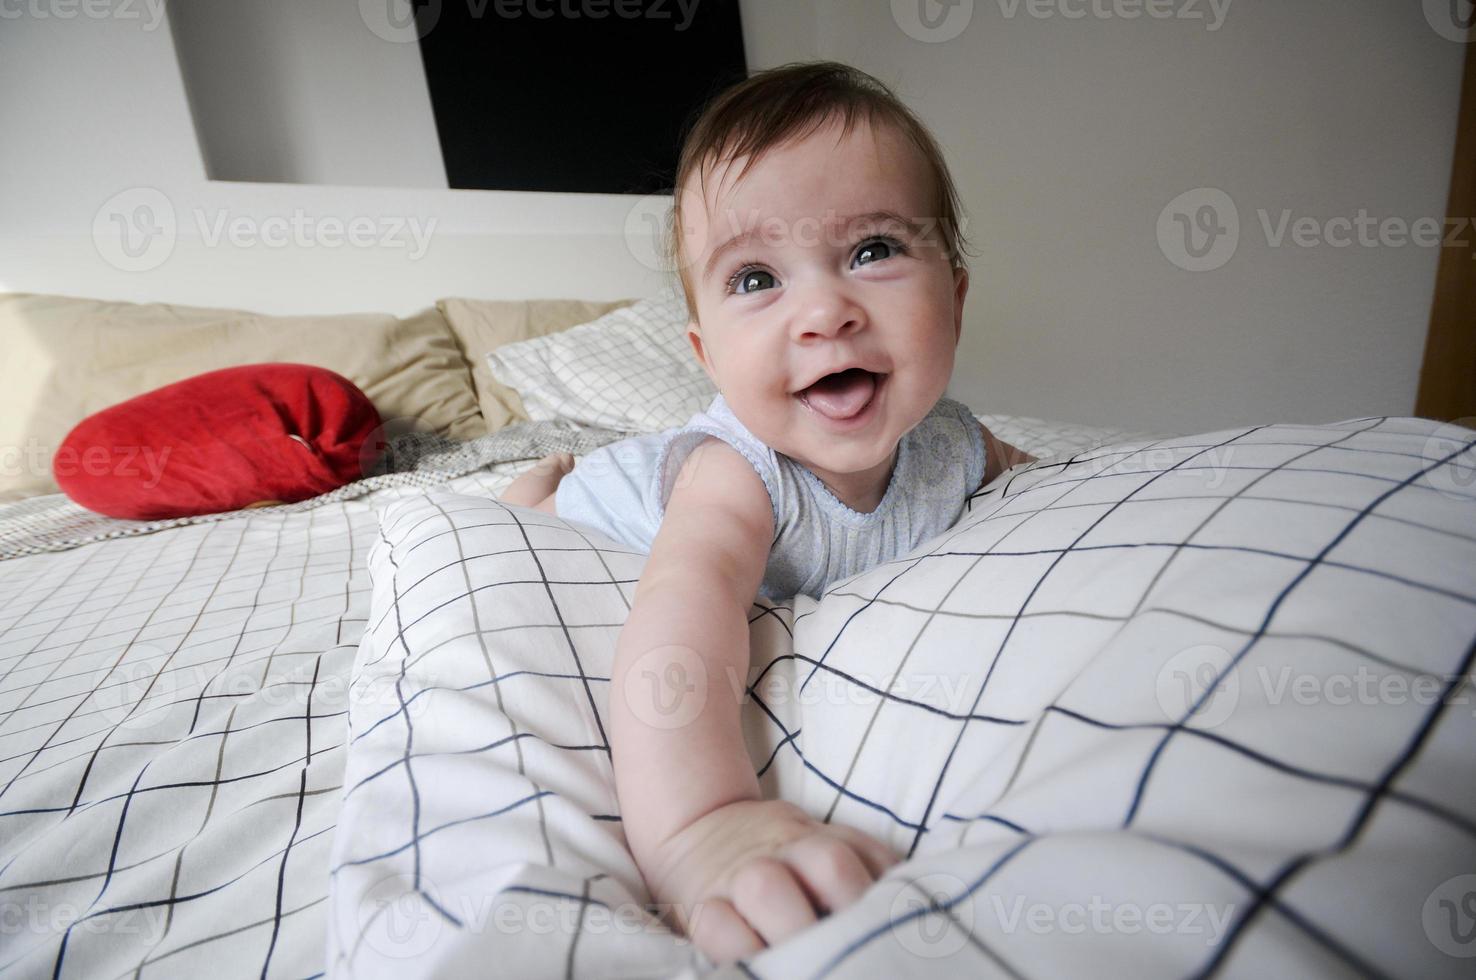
[{"x1": 641, "y1": 799, "x2": 899, "y2": 964}]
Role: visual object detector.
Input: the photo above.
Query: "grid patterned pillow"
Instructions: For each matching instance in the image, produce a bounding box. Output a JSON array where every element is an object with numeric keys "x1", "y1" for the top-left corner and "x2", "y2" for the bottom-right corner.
[
  {"x1": 487, "y1": 287, "x2": 717, "y2": 433},
  {"x1": 331, "y1": 415, "x2": 1476, "y2": 978}
]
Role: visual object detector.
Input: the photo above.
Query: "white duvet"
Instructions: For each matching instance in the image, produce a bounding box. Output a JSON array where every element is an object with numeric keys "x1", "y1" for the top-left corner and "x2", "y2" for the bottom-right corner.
[
  {"x1": 0, "y1": 413, "x2": 1131, "y2": 979},
  {"x1": 327, "y1": 417, "x2": 1476, "y2": 979}
]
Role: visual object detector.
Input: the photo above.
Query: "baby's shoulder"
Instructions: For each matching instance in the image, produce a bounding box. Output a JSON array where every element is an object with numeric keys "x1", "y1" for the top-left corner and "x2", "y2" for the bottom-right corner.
[
  {"x1": 663, "y1": 434, "x2": 774, "y2": 527},
  {"x1": 670, "y1": 434, "x2": 746, "y2": 480}
]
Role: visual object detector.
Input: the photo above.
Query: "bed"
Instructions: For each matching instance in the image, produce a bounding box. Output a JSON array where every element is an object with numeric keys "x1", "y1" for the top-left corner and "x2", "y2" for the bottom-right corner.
[{"x1": 1, "y1": 291, "x2": 1473, "y2": 980}]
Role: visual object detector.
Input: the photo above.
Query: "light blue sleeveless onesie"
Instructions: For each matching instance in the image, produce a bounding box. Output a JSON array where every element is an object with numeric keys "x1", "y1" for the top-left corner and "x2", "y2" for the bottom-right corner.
[{"x1": 553, "y1": 393, "x2": 988, "y2": 600}]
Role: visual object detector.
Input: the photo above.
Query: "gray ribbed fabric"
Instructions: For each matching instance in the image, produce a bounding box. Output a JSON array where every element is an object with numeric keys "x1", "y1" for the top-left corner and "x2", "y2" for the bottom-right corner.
[{"x1": 555, "y1": 393, "x2": 987, "y2": 600}]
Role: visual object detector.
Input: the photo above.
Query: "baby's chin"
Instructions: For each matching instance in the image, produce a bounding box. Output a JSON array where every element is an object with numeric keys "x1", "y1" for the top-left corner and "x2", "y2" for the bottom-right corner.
[{"x1": 781, "y1": 433, "x2": 901, "y2": 477}]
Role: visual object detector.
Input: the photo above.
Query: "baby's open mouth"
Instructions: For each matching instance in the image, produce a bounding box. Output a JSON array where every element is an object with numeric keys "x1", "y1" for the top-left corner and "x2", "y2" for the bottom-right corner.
[{"x1": 795, "y1": 368, "x2": 886, "y2": 422}]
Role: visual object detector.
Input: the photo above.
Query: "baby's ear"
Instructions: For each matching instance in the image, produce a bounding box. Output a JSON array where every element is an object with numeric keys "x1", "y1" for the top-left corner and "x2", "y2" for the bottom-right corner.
[
  {"x1": 686, "y1": 321, "x2": 718, "y2": 382},
  {"x1": 951, "y1": 266, "x2": 969, "y2": 345}
]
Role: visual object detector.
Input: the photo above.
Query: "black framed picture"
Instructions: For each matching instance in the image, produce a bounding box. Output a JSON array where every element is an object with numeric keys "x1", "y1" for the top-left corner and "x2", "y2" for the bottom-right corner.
[{"x1": 414, "y1": 0, "x2": 748, "y2": 194}]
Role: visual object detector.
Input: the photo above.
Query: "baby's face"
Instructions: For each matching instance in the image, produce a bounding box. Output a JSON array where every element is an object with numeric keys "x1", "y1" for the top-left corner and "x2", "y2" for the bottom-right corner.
[{"x1": 680, "y1": 115, "x2": 966, "y2": 481}]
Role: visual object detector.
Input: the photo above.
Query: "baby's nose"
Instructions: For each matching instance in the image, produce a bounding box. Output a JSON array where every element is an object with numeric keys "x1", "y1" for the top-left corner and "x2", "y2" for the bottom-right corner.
[{"x1": 791, "y1": 293, "x2": 865, "y2": 341}]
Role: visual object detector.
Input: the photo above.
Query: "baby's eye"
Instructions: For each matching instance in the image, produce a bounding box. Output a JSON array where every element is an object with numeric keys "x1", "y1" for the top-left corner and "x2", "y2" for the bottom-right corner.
[
  {"x1": 727, "y1": 267, "x2": 777, "y2": 295},
  {"x1": 854, "y1": 236, "x2": 907, "y2": 267}
]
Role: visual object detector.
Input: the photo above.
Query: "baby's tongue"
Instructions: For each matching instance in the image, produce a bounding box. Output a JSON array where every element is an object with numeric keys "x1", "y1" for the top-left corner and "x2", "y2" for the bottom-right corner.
[{"x1": 800, "y1": 368, "x2": 876, "y2": 420}]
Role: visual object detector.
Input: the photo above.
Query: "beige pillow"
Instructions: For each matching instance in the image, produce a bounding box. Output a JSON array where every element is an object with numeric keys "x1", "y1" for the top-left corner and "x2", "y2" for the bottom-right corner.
[
  {"x1": 0, "y1": 293, "x2": 484, "y2": 502},
  {"x1": 437, "y1": 297, "x2": 637, "y2": 433}
]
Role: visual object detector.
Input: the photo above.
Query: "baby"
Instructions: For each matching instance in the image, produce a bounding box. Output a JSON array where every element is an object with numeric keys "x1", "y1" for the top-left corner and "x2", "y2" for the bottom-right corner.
[{"x1": 500, "y1": 62, "x2": 1035, "y2": 963}]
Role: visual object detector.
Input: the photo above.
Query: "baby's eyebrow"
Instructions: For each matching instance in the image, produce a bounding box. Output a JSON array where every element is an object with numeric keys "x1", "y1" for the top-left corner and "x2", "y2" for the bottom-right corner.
[{"x1": 701, "y1": 209, "x2": 926, "y2": 283}]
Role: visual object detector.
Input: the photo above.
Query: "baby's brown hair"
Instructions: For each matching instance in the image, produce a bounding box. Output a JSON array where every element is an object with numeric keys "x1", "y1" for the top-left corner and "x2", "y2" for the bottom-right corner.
[{"x1": 666, "y1": 61, "x2": 972, "y2": 323}]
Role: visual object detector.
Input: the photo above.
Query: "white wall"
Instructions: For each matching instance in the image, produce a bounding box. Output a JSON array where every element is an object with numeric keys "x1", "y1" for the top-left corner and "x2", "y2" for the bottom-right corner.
[
  {"x1": 811, "y1": 0, "x2": 1464, "y2": 430},
  {"x1": 0, "y1": 1, "x2": 668, "y2": 314},
  {"x1": 0, "y1": 0, "x2": 1463, "y2": 432},
  {"x1": 168, "y1": 0, "x2": 447, "y2": 188}
]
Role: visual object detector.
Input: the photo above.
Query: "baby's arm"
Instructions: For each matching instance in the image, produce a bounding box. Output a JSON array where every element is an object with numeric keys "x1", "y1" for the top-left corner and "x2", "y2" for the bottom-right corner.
[
  {"x1": 611, "y1": 437, "x2": 769, "y2": 869},
  {"x1": 500, "y1": 452, "x2": 573, "y2": 513},
  {"x1": 610, "y1": 438, "x2": 896, "y2": 963},
  {"x1": 979, "y1": 421, "x2": 1037, "y2": 488}
]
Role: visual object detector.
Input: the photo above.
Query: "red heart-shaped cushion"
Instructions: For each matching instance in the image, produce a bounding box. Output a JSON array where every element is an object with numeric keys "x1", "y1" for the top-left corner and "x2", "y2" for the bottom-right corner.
[{"x1": 54, "y1": 363, "x2": 383, "y2": 519}]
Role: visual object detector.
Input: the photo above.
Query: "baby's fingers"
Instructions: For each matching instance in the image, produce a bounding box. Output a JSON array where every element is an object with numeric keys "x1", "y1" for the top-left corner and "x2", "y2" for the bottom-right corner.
[
  {"x1": 686, "y1": 896, "x2": 763, "y2": 965},
  {"x1": 730, "y1": 857, "x2": 819, "y2": 947},
  {"x1": 782, "y1": 835, "x2": 874, "y2": 914},
  {"x1": 825, "y1": 824, "x2": 902, "y2": 879}
]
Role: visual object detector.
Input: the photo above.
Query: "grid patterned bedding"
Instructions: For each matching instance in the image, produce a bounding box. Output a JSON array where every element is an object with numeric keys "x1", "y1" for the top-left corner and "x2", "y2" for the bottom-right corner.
[
  {"x1": 0, "y1": 413, "x2": 1144, "y2": 979},
  {"x1": 330, "y1": 417, "x2": 1475, "y2": 978}
]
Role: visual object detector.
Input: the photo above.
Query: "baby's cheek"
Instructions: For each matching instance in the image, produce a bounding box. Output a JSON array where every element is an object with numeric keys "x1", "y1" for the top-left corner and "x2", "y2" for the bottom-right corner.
[
  {"x1": 732, "y1": 399, "x2": 794, "y2": 453},
  {"x1": 912, "y1": 348, "x2": 957, "y2": 396},
  {"x1": 736, "y1": 385, "x2": 791, "y2": 419}
]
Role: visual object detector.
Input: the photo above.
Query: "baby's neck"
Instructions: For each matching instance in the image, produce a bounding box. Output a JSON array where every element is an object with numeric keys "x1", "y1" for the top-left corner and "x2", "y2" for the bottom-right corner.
[{"x1": 805, "y1": 446, "x2": 899, "y2": 514}]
